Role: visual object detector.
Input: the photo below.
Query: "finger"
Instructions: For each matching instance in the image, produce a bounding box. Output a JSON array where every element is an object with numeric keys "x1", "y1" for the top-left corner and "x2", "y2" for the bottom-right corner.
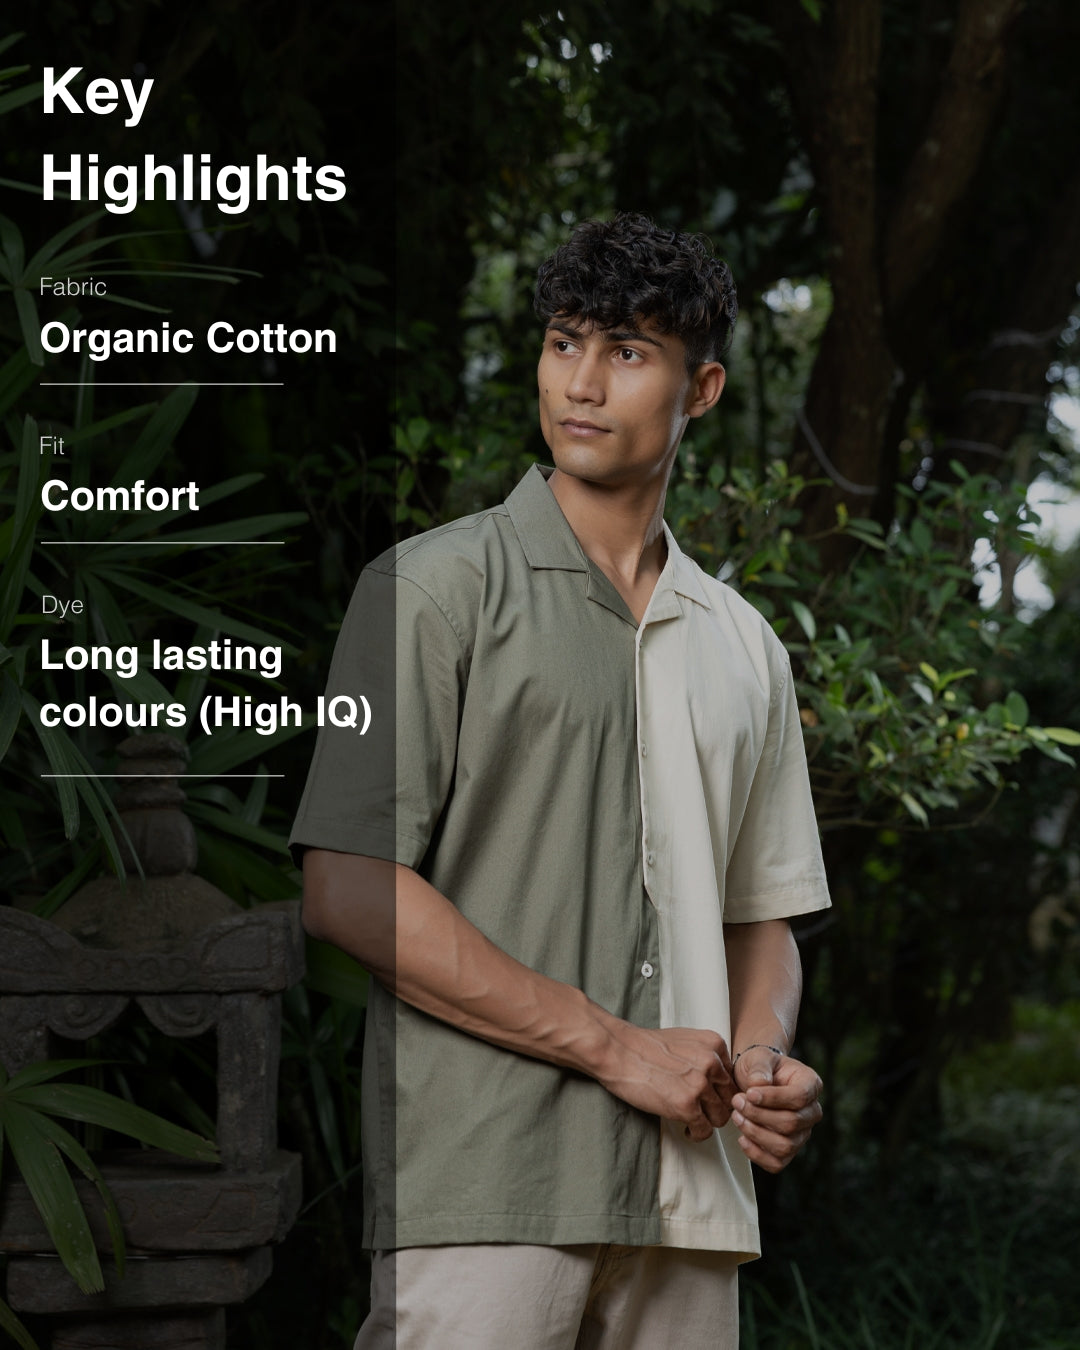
[
  {"x1": 736, "y1": 1130, "x2": 798, "y2": 1174},
  {"x1": 701, "y1": 1083, "x2": 733, "y2": 1130},
  {"x1": 738, "y1": 1080, "x2": 822, "y2": 1113},
  {"x1": 682, "y1": 1109, "x2": 714, "y2": 1143},
  {"x1": 705, "y1": 1049, "x2": 733, "y2": 1088},
  {"x1": 734, "y1": 1114, "x2": 812, "y2": 1170},
  {"x1": 733, "y1": 1097, "x2": 822, "y2": 1134}
]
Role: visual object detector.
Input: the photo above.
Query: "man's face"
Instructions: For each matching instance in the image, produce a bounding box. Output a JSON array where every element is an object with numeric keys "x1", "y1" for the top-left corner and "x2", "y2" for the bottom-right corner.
[{"x1": 537, "y1": 316, "x2": 724, "y2": 490}]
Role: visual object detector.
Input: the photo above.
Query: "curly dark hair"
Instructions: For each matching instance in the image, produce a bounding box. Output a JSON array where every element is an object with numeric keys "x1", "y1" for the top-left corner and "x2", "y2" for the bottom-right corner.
[{"x1": 533, "y1": 212, "x2": 738, "y2": 370}]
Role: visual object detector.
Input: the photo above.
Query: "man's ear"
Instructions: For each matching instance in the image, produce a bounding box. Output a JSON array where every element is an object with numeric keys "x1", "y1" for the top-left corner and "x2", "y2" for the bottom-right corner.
[{"x1": 687, "y1": 362, "x2": 726, "y2": 419}]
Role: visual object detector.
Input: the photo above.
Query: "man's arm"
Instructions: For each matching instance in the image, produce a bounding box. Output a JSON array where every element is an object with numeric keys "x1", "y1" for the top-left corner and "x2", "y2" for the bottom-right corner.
[
  {"x1": 303, "y1": 847, "x2": 734, "y2": 1141},
  {"x1": 724, "y1": 918, "x2": 824, "y2": 1173}
]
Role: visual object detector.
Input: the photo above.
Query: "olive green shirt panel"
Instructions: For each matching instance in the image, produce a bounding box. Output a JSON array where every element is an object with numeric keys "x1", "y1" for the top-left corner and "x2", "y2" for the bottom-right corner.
[
  {"x1": 290, "y1": 470, "x2": 665, "y2": 1249},
  {"x1": 288, "y1": 564, "x2": 467, "y2": 869}
]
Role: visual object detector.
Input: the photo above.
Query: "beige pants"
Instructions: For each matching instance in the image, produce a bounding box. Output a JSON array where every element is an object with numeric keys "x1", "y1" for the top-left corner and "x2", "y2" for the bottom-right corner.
[{"x1": 354, "y1": 1242, "x2": 741, "y2": 1350}]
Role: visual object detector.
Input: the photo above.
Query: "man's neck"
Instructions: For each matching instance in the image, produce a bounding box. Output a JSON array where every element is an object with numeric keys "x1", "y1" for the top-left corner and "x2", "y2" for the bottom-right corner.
[{"x1": 548, "y1": 468, "x2": 670, "y2": 623}]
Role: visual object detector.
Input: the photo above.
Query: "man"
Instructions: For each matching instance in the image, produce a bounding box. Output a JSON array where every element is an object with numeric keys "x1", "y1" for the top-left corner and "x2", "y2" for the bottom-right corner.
[{"x1": 291, "y1": 213, "x2": 830, "y2": 1348}]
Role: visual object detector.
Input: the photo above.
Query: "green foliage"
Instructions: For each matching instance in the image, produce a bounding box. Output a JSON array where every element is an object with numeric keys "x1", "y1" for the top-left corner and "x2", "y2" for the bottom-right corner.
[
  {"x1": 0, "y1": 1057, "x2": 217, "y2": 1346},
  {"x1": 945, "y1": 998, "x2": 1080, "y2": 1100},
  {"x1": 670, "y1": 455, "x2": 1077, "y2": 830}
]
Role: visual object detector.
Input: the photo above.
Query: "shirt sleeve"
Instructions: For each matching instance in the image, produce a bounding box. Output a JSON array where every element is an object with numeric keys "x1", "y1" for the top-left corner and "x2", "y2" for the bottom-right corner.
[
  {"x1": 722, "y1": 659, "x2": 831, "y2": 923},
  {"x1": 288, "y1": 564, "x2": 468, "y2": 869}
]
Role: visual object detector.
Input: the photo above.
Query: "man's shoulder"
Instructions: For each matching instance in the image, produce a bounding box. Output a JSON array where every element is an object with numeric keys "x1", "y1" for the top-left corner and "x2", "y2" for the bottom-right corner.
[
  {"x1": 678, "y1": 548, "x2": 785, "y2": 644},
  {"x1": 367, "y1": 500, "x2": 514, "y2": 580},
  {"x1": 356, "y1": 499, "x2": 521, "y2": 645}
]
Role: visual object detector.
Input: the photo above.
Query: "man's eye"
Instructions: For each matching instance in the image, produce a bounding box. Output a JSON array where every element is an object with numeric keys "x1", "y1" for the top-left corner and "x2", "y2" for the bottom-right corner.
[
  {"x1": 553, "y1": 339, "x2": 573, "y2": 353},
  {"x1": 617, "y1": 348, "x2": 642, "y2": 363}
]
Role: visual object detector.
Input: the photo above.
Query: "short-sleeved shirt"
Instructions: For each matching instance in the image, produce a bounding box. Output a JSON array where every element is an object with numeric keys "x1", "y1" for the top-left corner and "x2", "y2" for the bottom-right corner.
[{"x1": 290, "y1": 463, "x2": 830, "y2": 1255}]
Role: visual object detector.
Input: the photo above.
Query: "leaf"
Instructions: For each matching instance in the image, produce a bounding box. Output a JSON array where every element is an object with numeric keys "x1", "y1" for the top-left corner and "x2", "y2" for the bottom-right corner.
[
  {"x1": 0, "y1": 669, "x2": 21, "y2": 763},
  {"x1": 187, "y1": 716, "x2": 312, "y2": 776},
  {"x1": 100, "y1": 570, "x2": 294, "y2": 648},
  {"x1": 1004, "y1": 691, "x2": 1029, "y2": 729},
  {"x1": 21, "y1": 690, "x2": 80, "y2": 839},
  {"x1": 0, "y1": 415, "x2": 48, "y2": 637},
  {"x1": 5, "y1": 1059, "x2": 110, "y2": 1092},
  {"x1": 13, "y1": 286, "x2": 42, "y2": 364},
  {"x1": 0, "y1": 81, "x2": 42, "y2": 117},
  {"x1": 0, "y1": 1295, "x2": 41, "y2": 1350},
  {"x1": 2, "y1": 1101, "x2": 104, "y2": 1293},
  {"x1": 33, "y1": 1110, "x2": 127, "y2": 1277},
  {"x1": 900, "y1": 793, "x2": 930, "y2": 827},
  {"x1": 21, "y1": 1084, "x2": 218, "y2": 1163},
  {"x1": 22, "y1": 211, "x2": 108, "y2": 277},
  {"x1": 308, "y1": 1056, "x2": 348, "y2": 1182},
  {"x1": 111, "y1": 383, "x2": 198, "y2": 487},
  {"x1": 791, "y1": 600, "x2": 817, "y2": 642},
  {"x1": 184, "y1": 799, "x2": 291, "y2": 853},
  {"x1": 1041, "y1": 726, "x2": 1080, "y2": 746}
]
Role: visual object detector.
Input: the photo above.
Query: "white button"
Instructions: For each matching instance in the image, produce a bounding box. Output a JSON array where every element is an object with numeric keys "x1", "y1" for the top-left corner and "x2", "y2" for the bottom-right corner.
[
  {"x1": 641, "y1": 961, "x2": 654, "y2": 979},
  {"x1": 646, "y1": 851, "x2": 655, "y2": 867},
  {"x1": 640, "y1": 743, "x2": 648, "y2": 757}
]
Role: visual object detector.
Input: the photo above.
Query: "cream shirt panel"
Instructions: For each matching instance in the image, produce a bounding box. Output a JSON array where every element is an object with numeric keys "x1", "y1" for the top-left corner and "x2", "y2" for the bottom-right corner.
[{"x1": 636, "y1": 528, "x2": 831, "y2": 1256}]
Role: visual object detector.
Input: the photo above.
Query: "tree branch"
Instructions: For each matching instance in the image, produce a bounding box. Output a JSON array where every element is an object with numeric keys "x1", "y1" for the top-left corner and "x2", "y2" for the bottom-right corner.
[{"x1": 883, "y1": 0, "x2": 1023, "y2": 308}]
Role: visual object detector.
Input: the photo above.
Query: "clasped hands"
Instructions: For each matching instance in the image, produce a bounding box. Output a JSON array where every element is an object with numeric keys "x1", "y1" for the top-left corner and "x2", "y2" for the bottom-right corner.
[{"x1": 601, "y1": 1025, "x2": 822, "y2": 1174}]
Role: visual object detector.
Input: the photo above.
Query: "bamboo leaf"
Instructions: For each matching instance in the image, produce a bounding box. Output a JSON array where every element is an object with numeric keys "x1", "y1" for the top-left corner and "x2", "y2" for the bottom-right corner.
[
  {"x1": 13, "y1": 287, "x2": 42, "y2": 363},
  {"x1": 187, "y1": 715, "x2": 311, "y2": 776},
  {"x1": 34, "y1": 1110, "x2": 127, "y2": 1276},
  {"x1": 0, "y1": 669, "x2": 21, "y2": 762},
  {"x1": 0, "y1": 345, "x2": 38, "y2": 421},
  {"x1": 101, "y1": 569, "x2": 296, "y2": 648},
  {"x1": 24, "y1": 211, "x2": 109, "y2": 276},
  {"x1": 61, "y1": 402, "x2": 156, "y2": 446},
  {"x1": 185, "y1": 798, "x2": 292, "y2": 853},
  {"x1": 111, "y1": 383, "x2": 198, "y2": 486},
  {"x1": 194, "y1": 832, "x2": 299, "y2": 901},
  {"x1": 5, "y1": 1059, "x2": 109, "y2": 1092},
  {"x1": 22, "y1": 1084, "x2": 218, "y2": 1162},
  {"x1": 0, "y1": 415, "x2": 47, "y2": 636},
  {"x1": 21, "y1": 690, "x2": 80, "y2": 838},
  {"x1": 0, "y1": 1294, "x2": 41, "y2": 1350},
  {"x1": 0, "y1": 212, "x2": 24, "y2": 276},
  {"x1": 0, "y1": 33, "x2": 28, "y2": 59},
  {"x1": 3, "y1": 1101, "x2": 104, "y2": 1293},
  {"x1": 308, "y1": 1056, "x2": 348, "y2": 1182}
]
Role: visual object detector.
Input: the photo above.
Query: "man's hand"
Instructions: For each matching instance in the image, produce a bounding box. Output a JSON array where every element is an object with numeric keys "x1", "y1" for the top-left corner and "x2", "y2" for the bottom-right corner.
[
  {"x1": 730, "y1": 1047, "x2": 822, "y2": 1173},
  {"x1": 596, "y1": 1024, "x2": 735, "y2": 1142}
]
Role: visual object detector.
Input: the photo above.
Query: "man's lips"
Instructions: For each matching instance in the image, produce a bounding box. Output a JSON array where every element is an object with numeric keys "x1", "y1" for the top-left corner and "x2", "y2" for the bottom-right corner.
[{"x1": 560, "y1": 417, "x2": 611, "y2": 436}]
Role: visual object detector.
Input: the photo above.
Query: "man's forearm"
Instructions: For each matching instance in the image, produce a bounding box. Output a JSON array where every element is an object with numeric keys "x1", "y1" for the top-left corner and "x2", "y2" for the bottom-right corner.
[
  {"x1": 304, "y1": 848, "x2": 616, "y2": 1070},
  {"x1": 722, "y1": 917, "x2": 824, "y2": 1170},
  {"x1": 302, "y1": 848, "x2": 734, "y2": 1138},
  {"x1": 724, "y1": 918, "x2": 802, "y2": 1060}
]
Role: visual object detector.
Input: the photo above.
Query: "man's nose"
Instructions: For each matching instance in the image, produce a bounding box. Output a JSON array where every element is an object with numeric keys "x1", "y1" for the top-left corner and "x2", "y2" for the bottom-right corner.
[{"x1": 565, "y1": 349, "x2": 604, "y2": 404}]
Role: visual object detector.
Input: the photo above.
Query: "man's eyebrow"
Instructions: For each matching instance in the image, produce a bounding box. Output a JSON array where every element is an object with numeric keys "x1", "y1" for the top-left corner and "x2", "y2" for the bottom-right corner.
[
  {"x1": 545, "y1": 320, "x2": 665, "y2": 349},
  {"x1": 606, "y1": 328, "x2": 664, "y2": 349}
]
